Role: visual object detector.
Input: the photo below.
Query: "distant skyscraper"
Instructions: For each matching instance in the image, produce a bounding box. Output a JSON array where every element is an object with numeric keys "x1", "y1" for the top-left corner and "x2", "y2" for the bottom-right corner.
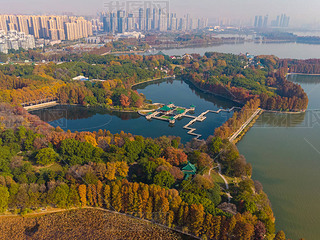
[
  {"x1": 117, "y1": 10, "x2": 124, "y2": 33},
  {"x1": 138, "y1": 8, "x2": 145, "y2": 31},
  {"x1": 263, "y1": 15, "x2": 268, "y2": 28},
  {"x1": 254, "y1": 16, "x2": 259, "y2": 28},
  {"x1": 145, "y1": 8, "x2": 151, "y2": 31},
  {"x1": 258, "y1": 16, "x2": 263, "y2": 28}
]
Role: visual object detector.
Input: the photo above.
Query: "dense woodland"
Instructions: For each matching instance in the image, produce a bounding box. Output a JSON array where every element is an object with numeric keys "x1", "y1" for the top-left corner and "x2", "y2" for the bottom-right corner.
[{"x1": 0, "y1": 54, "x2": 174, "y2": 109}]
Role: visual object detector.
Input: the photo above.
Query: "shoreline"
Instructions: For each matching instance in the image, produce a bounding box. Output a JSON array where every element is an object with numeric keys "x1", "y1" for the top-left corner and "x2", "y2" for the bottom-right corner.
[
  {"x1": 131, "y1": 76, "x2": 175, "y2": 88},
  {"x1": 182, "y1": 78, "x2": 244, "y2": 106}
]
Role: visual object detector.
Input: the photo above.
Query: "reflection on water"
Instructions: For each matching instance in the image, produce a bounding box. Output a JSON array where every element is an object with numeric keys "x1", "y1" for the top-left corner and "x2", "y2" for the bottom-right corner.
[
  {"x1": 254, "y1": 112, "x2": 306, "y2": 128},
  {"x1": 31, "y1": 79, "x2": 237, "y2": 143},
  {"x1": 287, "y1": 74, "x2": 320, "y2": 84},
  {"x1": 31, "y1": 105, "x2": 140, "y2": 123}
]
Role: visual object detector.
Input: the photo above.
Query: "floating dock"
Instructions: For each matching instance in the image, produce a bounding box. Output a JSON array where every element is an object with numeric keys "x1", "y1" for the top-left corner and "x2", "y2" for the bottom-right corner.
[{"x1": 139, "y1": 103, "x2": 239, "y2": 139}]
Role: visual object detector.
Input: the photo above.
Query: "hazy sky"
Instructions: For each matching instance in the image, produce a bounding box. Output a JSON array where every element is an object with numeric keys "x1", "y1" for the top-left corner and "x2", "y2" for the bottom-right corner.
[{"x1": 0, "y1": 0, "x2": 319, "y2": 25}]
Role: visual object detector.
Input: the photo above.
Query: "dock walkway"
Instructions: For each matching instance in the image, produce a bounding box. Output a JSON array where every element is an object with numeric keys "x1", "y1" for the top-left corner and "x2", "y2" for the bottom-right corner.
[{"x1": 141, "y1": 103, "x2": 240, "y2": 140}]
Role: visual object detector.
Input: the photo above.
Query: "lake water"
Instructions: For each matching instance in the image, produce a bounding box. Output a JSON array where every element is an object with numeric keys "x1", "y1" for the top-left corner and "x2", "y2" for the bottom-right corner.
[
  {"x1": 237, "y1": 74, "x2": 320, "y2": 240},
  {"x1": 32, "y1": 79, "x2": 236, "y2": 143},
  {"x1": 160, "y1": 41, "x2": 320, "y2": 59}
]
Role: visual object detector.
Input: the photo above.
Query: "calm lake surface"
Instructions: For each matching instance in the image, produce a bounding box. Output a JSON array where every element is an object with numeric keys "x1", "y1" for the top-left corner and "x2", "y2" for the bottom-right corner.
[
  {"x1": 160, "y1": 41, "x2": 320, "y2": 59},
  {"x1": 32, "y1": 79, "x2": 236, "y2": 143},
  {"x1": 237, "y1": 75, "x2": 320, "y2": 240}
]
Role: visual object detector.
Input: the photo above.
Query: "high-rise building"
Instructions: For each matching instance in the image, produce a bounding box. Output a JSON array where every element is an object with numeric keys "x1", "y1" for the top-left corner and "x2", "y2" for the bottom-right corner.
[
  {"x1": 263, "y1": 15, "x2": 268, "y2": 28},
  {"x1": 117, "y1": 10, "x2": 125, "y2": 33},
  {"x1": 138, "y1": 8, "x2": 145, "y2": 31},
  {"x1": 0, "y1": 14, "x2": 93, "y2": 41}
]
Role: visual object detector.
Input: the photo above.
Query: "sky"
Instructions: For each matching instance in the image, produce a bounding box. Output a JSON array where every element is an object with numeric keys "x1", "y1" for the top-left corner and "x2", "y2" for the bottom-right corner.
[{"x1": 0, "y1": 0, "x2": 319, "y2": 26}]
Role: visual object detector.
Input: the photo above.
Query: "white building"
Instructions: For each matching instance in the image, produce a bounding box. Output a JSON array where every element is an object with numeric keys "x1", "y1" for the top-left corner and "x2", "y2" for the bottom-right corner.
[{"x1": 0, "y1": 30, "x2": 35, "y2": 54}]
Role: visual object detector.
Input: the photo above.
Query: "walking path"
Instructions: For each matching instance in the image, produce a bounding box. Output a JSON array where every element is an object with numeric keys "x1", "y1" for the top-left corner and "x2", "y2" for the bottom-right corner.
[
  {"x1": 217, "y1": 163, "x2": 232, "y2": 203},
  {"x1": 183, "y1": 107, "x2": 240, "y2": 139},
  {"x1": 23, "y1": 101, "x2": 59, "y2": 110},
  {"x1": 228, "y1": 108, "x2": 261, "y2": 142}
]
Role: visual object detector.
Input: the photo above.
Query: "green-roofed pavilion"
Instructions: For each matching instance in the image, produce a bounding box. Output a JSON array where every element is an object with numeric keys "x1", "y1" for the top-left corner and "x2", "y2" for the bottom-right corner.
[
  {"x1": 159, "y1": 105, "x2": 172, "y2": 111},
  {"x1": 182, "y1": 161, "x2": 197, "y2": 179}
]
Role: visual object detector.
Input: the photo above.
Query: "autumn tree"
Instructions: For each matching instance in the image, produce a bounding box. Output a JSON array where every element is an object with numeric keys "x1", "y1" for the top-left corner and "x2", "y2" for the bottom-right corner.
[{"x1": 78, "y1": 184, "x2": 87, "y2": 207}]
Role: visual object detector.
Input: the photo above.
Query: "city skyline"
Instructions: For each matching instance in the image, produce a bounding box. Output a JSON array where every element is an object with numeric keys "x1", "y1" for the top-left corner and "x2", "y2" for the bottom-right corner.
[{"x1": 0, "y1": 0, "x2": 319, "y2": 27}]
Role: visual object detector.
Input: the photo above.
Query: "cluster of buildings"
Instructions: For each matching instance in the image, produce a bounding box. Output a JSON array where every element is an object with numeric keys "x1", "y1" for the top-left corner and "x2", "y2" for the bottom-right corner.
[
  {"x1": 0, "y1": 15, "x2": 93, "y2": 41},
  {"x1": 254, "y1": 14, "x2": 290, "y2": 29},
  {"x1": 0, "y1": 30, "x2": 35, "y2": 54},
  {"x1": 101, "y1": 9, "x2": 208, "y2": 34}
]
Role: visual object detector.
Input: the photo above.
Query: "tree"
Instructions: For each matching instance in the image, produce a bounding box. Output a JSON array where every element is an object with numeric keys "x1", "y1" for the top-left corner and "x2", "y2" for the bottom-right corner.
[
  {"x1": 254, "y1": 221, "x2": 266, "y2": 240},
  {"x1": 105, "y1": 162, "x2": 117, "y2": 181},
  {"x1": 96, "y1": 180, "x2": 103, "y2": 207},
  {"x1": 103, "y1": 184, "x2": 111, "y2": 209},
  {"x1": 35, "y1": 148, "x2": 57, "y2": 166},
  {"x1": 0, "y1": 185, "x2": 9, "y2": 213},
  {"x1": 78, "y1": 184, "x2": 87, "y2": 207},
  {"x1": 163, "y1": 147, "x2": 187, "y2": 166},
  {"x1": 153, "y1": 171, "x2": 175, "y2": 188},
  {"x1": 188, "y1": 204, "x2": 205, "y2": 236},
  {"x1": 52, "y1": 184, "x2": 69, "y2": 208},
  {"x1": 274, "y1": 231, "x2": 286, "y2": 240},
  {"x1": 67, "y1": 184, "x2": 80, "y2": 207},
  {"x1": 120, "y1": 94, "x2": 130, "y2": 107}
]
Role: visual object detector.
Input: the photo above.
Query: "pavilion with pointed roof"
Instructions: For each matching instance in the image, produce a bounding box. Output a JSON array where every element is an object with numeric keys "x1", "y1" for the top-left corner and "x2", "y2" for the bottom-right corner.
[{"x1": 181, "y1": 161, "x2": 197, "y2": 180}]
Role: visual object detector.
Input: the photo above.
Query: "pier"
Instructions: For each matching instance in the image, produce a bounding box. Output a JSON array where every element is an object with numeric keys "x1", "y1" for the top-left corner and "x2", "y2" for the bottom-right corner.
[{"x1": 140, "y1": 103, "x2": 239, "y2": 139}]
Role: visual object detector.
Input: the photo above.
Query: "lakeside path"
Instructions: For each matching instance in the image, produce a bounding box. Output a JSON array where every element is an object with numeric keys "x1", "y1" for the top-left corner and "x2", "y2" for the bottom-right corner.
[
  {"x1": 228, "y1": 108, "x2": 262, "y2": 142},
  {"x1": 287, "y1": 73, "x2": 320, "y2": 76},
  {"x1": 101, "y1": 50, "x2": 147, "y2": 56},
  {"x1": 131, "y1": 76, "x2": 175, "y2": 88}
]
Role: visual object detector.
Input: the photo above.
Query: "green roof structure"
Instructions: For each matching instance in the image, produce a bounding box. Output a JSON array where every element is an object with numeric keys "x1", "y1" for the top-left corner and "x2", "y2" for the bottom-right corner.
[
  {"x1": 159, "y1": 106, "x2": 172, "y2": 111},
  {"x1": 182, "y1": 162, "x2": 197, "y2": 180},
  {"x1": 177, "y1": 109, "x2": 185, "y2": 114}
]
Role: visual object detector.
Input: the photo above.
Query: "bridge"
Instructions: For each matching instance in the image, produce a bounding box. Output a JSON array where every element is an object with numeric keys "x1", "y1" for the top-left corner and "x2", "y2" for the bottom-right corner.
[
  {"x1": 21, "y1": 98, "x2": 59, "y2": 110},
  {"x1": 183, "y1": 107, "x2": 240, "y2": 139}
]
